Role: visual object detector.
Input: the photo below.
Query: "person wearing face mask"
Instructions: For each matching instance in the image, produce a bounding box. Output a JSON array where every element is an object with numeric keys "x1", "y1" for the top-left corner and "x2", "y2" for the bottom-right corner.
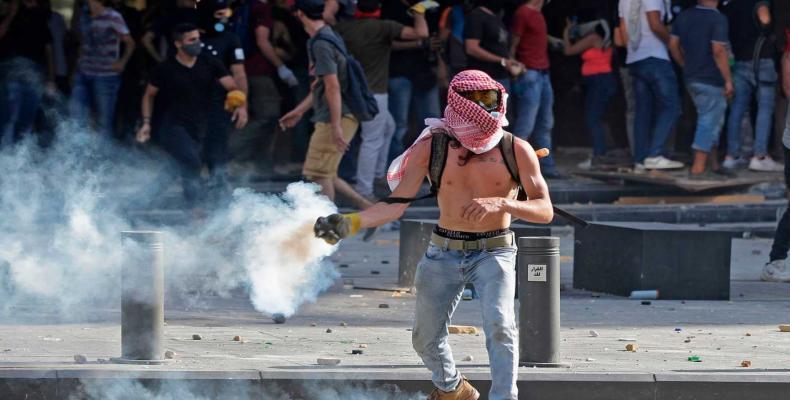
[
  {"x1": 197, "y1": 0, "x2": 248, "y2": 203},
  {"x1": 313, "y1": 70, "x2": 554, "y2": 400},
  {"x1": 136, "y1": 23, "x2": 245, "y2": 211}
]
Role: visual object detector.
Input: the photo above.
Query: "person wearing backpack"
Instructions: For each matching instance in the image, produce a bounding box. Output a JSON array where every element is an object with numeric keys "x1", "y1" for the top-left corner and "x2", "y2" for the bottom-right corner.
[
  {"x1": 278, "y1": 0, "x2": 374, "y2": 211},
  {"x1": 313, "y1": 70, "x2": 553, "y2": 400}
]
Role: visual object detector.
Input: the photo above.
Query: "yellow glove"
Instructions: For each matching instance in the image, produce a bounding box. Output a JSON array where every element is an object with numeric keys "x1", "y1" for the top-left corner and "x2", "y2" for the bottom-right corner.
[
  {"x1": 409, "y1": 0, "x2": 439, "y2": 16},
  {"x1": 224, "y1": 90, "x2": 246, "y2": 111},
  {"x1": 314, "y1": 213, "x2": 361, "y2": 245}
]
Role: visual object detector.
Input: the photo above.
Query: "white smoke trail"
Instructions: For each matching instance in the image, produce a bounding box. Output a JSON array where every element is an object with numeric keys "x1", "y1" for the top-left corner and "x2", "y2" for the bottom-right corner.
[{"x1": 0, "y1": 106, "x2": 339, "y2": 320}]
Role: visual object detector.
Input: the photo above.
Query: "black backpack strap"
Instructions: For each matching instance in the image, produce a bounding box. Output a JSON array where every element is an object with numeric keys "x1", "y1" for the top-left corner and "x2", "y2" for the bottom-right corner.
[
  {"x1": 382, "y1": 129, "x2": 450, "y2": 204},
  {"x1": 498, "y1": 131, "x2": 528, "y2": 201}
]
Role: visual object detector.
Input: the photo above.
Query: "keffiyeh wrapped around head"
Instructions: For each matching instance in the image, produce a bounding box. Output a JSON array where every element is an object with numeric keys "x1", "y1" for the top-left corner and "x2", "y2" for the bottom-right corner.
[{"x1": 386, "y1": 70, "x2": 508, "y2": 190}]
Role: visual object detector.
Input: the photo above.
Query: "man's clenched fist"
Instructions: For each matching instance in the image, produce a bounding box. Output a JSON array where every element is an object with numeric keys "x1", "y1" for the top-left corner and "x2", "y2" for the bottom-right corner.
[{"x1": 314, "y1": 213, "x2": 361, "y2": 244}]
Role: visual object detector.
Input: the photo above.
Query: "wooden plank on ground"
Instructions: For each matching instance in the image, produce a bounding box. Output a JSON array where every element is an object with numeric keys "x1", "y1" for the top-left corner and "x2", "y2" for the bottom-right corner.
[
  {"x1": 575, "y1": 170, "x2": 775, "y2": 192},
  {"x1": 615, "y1": 194, "x2": 766, "y2": 205}
]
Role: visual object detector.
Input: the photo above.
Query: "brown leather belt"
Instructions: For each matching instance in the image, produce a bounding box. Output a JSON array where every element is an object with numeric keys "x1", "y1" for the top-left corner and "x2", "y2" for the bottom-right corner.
[{"x1": 430, "y1": 232, "x2": 514, "y2": 251}]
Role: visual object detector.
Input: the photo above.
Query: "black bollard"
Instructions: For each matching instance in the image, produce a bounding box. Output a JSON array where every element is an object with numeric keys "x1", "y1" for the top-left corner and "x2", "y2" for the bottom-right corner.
[
  {"x1": 113, "y1": 231, "x2": 167, "y2": 364},
  {"x1": 517, "y1": 236, "x2": 568, "y2": 367}
]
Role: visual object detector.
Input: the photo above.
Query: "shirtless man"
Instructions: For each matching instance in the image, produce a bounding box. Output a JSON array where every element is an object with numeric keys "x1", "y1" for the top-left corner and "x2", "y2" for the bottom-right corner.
[{"x1": 314, "y1": 70, "x2": 553, "y2": 400}]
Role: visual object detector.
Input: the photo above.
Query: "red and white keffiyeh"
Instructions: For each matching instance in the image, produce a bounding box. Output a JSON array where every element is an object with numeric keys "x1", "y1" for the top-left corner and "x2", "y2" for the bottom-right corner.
[{"x1": 386, "y1": 70, "x2": 508, "y2": 190}]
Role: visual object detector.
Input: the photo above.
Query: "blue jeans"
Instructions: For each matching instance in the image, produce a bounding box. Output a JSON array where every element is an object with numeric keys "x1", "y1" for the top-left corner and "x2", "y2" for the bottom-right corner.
[
  {"x1": 628, "y1": 57, "x2": 681, "y2": 162},
  {"x1": 156, "y1": 119, "x2": 204, "y2": 207},
  {"x1": 726, "y1": 59, "x2": 778, "y2": 157},
  {"x1": 0, "y1": 79, "x2": 43, "y2": 147},
  {"x1": 583, "y1": 73, "x2": 617, "y2": 156},
  {"x1": 686, "y1": 82, "x2": 727, "y2": 152},
  {"x1": 69, "y1": 72, "x2": 122, "y2": 137},
  {"x1": 511, "y1": 70, "x2": 556, "y2": 171},
  {"x1": 387, "y1": 76, "x2": 441, "y2": 161},
  {"x1": 412, "y1": 240, "x2": 518, "y2": 400}
]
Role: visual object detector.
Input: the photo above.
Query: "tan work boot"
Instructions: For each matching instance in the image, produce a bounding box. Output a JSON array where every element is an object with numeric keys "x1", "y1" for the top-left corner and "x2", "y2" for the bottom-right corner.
[{"x1": 427, "y1": 377, "x2": 480, "y2": 400}]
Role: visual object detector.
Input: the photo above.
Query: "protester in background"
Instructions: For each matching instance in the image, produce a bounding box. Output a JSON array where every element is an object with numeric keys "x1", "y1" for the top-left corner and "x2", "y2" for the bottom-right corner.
[
  {"x1": 109, "y1": 0, "x2": 145, "y2": 142},
  {"x1": 764, "y1": 28, "x2": 790, "y2": 282},
  {"x1": 232, "y1": 0, "x2": 297, "y2": 174},
  {"x1": 722, "y1": 0, "x2": 780, "y2": 172},
  {"x1": 69, "y1": 0, "x2": 134, "y2": 138},
  {"x1": 322, "y1": 0, "x2": 355, "y2": 26},
  {"x1": 438, "y1": 1, "x2": 468, "y2": 79},
  {"x1": 383, "y1": 0, "x2": 442, "y2": 172},
  {"x1": 0, "y1": 0, "x2": 55, "y2": 148},
  {"x1": 464, "y1": 0, "x2": 519, "y2": 91},
  {"x1": 136, "y1": 23, "x2": 244, "y2": 209},
  {"x1": 668, "y1": 0, "x2": 733, "y2": 178},
  {"x1": 613, "y1": 16, "x2": 636, "y2": 157},
  {"x1": 618, "y1": 0, "x2": 683, "y2": 170},
  {"x1": 335, "y1": 0, "x2": 430, "y2": 201},
  {"x1": 278, "y1": 0, "x2": 374, "y2": 212},
  {"x1": 43, "y1": 0, "x2": 68, "y2": 95},
  {"x1": 563, "y1": 12, "x2": 618, "y2": 169},
  {"x1": 197, "y1": 0, "x2": 248, "y2": 200},
  {"x1": 510, "y1": 0, "x2": 561, "y2": 178},
  {"x1": 141, "y1": 0, "x2": 198, "y2": 63}
]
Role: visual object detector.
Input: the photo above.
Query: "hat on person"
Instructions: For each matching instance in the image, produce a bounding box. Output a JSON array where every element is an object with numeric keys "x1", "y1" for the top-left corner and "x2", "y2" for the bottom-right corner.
[{"x1": 294, "y1": 0, "x2": 324, "y2": 19}]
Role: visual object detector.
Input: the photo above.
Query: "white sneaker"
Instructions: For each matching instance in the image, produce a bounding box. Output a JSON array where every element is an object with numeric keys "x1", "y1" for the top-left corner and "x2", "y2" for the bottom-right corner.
[
  {"x1": 748, "y1": 156, "x2": 784, "y2": 172},
  {"x1": 643, "y1": 156, "x2": 684, "y2": 170},
  {"x1": 761, "y1": 259, "x2": 790, "y2": 282},
  {"x1": 577, "y1": 157, "x2": 592, "y2": 170}
]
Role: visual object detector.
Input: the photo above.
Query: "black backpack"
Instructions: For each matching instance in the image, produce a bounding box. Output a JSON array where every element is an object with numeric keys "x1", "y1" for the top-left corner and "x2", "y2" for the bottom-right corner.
[
  {"x1": 386, "y1": 129, "x2": 527, "y2": 203},
  {"x1": 311, "y1": 31, "x2": 379, "y2": 122}
]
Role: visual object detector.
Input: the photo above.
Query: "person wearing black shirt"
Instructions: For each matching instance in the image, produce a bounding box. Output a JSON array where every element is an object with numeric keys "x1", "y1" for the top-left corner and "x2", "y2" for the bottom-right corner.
[
  {"x1": 463, "y1": 0, "x2": 520, "y2": 86},
  {"x1": 136, "y1": 24, "x2": 245, "y2": 208},
  {"x1": 198, "y1": 0, "x2": 248, "y2": 201},
  {"x1": 0, "y1": 0, "x2": 55, "y2": 147},
  {"x1": 141, "y1": 0, "x2": 198, "y2": 63}
]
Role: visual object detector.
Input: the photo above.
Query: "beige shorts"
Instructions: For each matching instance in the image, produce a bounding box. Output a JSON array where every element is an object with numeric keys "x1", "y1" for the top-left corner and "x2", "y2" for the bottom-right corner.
[{"x1": 302, "y1": 115, "x2": 359, "y2": 178}]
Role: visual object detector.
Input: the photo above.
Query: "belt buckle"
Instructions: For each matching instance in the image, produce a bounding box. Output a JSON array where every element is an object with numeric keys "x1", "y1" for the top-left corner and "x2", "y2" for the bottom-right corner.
[{"x1": 463, "y1": 240, "x2": 479, "y2": 251}]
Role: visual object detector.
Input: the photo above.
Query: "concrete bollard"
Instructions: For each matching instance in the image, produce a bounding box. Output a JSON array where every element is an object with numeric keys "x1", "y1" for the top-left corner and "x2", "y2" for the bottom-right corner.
[
  {"x1": 517, "y1": 236, "x2": 568, "y2": 367},
  {"x1": 113, "y1": 231, "x2": 166, "y2": 364}
]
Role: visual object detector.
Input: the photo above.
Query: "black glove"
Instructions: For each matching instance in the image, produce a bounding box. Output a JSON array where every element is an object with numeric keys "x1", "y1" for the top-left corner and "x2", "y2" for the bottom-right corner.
[{"x1": 314, "y1": 213, "x2": 360, "y2": 244}]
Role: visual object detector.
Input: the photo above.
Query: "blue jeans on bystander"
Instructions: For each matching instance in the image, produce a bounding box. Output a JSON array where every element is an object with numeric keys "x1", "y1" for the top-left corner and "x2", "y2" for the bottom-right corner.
[
  {"x1": 726, "y1": 59, "x2": 777, "y2": 157},
  {"x1": 628, "y1": 57, "x2": 681, "y2": 163},
  {"x1": 583, "y1": 73, "x2": 618, "y2": 156},
  {"x1": 510, "y1": 70, "x2": 556, "y2": 172},
  {"x1": 686, "y1": 81, "x2": 727, "y2": 153},
  {"x1": 69, "y1": 72, "x2": 122, "y2": 137},
  {"x1": 387, "y1": 76, "x2": 441, "y2": 161}
]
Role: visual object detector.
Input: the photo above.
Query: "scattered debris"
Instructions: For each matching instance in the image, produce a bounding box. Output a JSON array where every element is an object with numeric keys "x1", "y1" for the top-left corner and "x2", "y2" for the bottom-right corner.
[
  {"x1": 97, "y1": 358, "x2": 109, "y2": 364},
  {"x1": 317, "y1": 358, "x2": 341, "y2": 366},
  {"x1": 340, "y1": 322, "x2": 348, "y2": 327},
  {"x1": 351, "y1": 349, "x2": 364, "y2": 355},
  {"x1": 381, "y1": 260, "x2": 390, "y2": 264},
  {"x1": 164, "y1": 351, "x2": 176, "y2": 359},
  {"x1": 745, "y1": 333, "x2": 752, "y2": 337},
  {"x1": 233, "y1": 336, "x2": 242, "y2": 342},
  {"x1": 73, "y1": 354, "x2": 87, "y2": 364},
  {"x1": 42, "y1": 337, "x2": 62, "y2": 342},
  {"x1": 326, "y1": 328, "x2": 333, "y2": 333},
  {"x1": 378, "y1": 304, "x2": 390, "y2": 309},
  {"x1": 350, "y1": 294, "x2": 364, "y2": 298},
  {"x1": 684, "y1": 338, "x2": 692, "y2": 343},
  {"x1": 359, "y1": 344, "x2": 368, "y2": 349},
  {"x1": 339, "y1": 264, "x2": 349, "y2": 268},
  {"x1": 674, "y1": 328, "x2": 682, "y2": 332},
  {"x1": 585, "y1": 358, "x2": 596, "y2": 362},
  {"x1": 371, "y1": 270, "x2": 380, "y2": 275},
  {"x1": 310, "y1": 323, "x2": 317, "y2": 327},
  {"x1": 687, "y1": 356, "x2": 702, "y2": 362},
  {"x1": 640, "y1": 301, "x2": 651, "y2": 305},
  {"x1": 272, "y1": 313, "x2": 286, "y2": 324},
  {"x1": 462, "y1": 355, "x2": 474, "y2": 362},
  {"x1": 618, "y1": 338, "x2": 638, "y2": 342},
  {"x1": 625, "y1": 343, "x2": 638, "y2": 352},
  {"x1": 741, "y1": 360, "x2": 752, "y2": 368},
  {"x1": 779, "y1": 325, "x2": 790, "y2": 332},
  {"x1": 589, "y1": 330, "x2": 599, "y2": 337},
  {"x1": 448, "y1": 325, "x2": 479, "y2": 334},
  {"x1": 392, "y1": 291, "x2": 402, "y2": 297},
  {"x1": 629, "y1": 290, "x2": 659, "y2": 300},
  {"x1": 192, "y1": 334, "x2": 202, "y2": 340}
]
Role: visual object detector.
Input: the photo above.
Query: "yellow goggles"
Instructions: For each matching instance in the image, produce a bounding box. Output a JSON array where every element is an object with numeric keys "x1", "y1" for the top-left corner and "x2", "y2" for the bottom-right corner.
[{"x1": 459, "y1": 89, "x2": 500, "y2": 112}]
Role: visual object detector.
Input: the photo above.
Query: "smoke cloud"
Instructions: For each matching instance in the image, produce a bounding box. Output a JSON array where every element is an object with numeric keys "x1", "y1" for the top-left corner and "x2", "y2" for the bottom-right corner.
[{"x1": 0, "y1": 107, "x2": 339, "y2": 321}]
